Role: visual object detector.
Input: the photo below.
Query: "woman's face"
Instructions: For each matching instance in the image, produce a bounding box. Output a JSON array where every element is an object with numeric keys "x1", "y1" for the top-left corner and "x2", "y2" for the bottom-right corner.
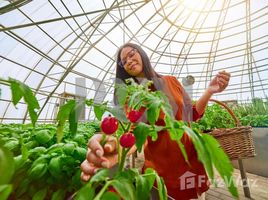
[{"x1": 120, "y1": 46, "x2": 144, "y2": 77}]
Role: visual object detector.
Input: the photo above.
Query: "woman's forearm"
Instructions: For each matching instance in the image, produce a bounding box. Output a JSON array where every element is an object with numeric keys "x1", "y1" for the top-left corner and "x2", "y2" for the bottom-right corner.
[{"x1": 195, "y1": 89, "x2": 213, "y2": 115}]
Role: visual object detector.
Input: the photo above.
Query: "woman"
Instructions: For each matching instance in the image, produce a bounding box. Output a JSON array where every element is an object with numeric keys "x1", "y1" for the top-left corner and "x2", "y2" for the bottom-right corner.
[{"x1": 80, "y1": 43, "x2": 230, "y2": 199}]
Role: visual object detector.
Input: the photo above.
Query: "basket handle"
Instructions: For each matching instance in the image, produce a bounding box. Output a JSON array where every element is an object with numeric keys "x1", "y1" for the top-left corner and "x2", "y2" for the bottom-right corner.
[{"x1": 209, "y1": 99, "x2": 241, "y2": 127}]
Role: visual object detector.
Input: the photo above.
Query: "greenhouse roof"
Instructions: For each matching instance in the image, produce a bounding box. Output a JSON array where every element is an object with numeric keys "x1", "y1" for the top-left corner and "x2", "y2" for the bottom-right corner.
[{"x1": 0, "y1": 0, "x2": 267, "y2": 122}]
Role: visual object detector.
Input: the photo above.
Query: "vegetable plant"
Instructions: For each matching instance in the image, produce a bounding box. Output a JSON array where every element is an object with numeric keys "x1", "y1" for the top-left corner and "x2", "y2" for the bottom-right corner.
[
  {"x1": 0, "y1": 122, "x2": 97, "y2": 200},
  {"x1": 0, "y1": 78, "x2": 239, "y2": 199},
  {"x1": 73, "y1": 79, "x2": 238, "y2": 200}
]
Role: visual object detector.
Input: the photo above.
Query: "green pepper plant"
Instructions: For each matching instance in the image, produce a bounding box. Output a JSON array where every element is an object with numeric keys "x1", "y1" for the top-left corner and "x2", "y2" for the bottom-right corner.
[{"x1": 73, "y1": 79, "x2": 238, "y2": 200}]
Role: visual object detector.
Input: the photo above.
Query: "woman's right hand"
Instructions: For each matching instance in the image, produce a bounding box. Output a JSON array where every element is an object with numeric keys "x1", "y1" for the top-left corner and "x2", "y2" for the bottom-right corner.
[{"x1": 80, "y1": 133, "x2": 118, "y2": 182}]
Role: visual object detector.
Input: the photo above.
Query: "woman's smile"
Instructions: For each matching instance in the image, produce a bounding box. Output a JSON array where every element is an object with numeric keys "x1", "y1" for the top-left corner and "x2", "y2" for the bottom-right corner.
[{"x1": 120, "y1": 47, "x2": 144, "y2": 77}]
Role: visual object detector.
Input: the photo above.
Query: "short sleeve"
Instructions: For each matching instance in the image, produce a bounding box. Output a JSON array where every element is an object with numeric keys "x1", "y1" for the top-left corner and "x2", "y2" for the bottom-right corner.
[{"x1": 192, "y1": 104, "x2": 204, "y2": 121}]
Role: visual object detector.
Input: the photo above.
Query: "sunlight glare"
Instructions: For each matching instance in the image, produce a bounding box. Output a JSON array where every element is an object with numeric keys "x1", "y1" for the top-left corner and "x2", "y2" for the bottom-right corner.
[{"x1": 181, "y1": 0, "x2": 208, "y2": 11}]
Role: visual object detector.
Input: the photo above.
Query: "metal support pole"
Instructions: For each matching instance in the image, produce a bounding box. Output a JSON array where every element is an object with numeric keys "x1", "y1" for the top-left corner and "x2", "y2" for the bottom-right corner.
[{"x1": 238, "y1": 159, "x2": 251, "y2": 198}]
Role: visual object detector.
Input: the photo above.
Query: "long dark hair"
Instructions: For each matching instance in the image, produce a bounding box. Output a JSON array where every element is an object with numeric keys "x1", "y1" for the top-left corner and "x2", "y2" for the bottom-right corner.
[{"x1": 114, "y1": 43, "x2": 163, "y2": 105}]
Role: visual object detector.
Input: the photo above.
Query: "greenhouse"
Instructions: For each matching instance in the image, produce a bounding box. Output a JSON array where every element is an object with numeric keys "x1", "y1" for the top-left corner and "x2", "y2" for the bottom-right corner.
[{"x1": 0, "y1": 0, "x2": 268, "y2": 199}]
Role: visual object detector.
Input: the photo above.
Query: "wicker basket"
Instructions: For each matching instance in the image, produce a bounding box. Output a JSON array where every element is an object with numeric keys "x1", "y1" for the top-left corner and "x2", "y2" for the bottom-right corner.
[{"x1": 208, "y1": 99, "x2": 256, "y2": 160}]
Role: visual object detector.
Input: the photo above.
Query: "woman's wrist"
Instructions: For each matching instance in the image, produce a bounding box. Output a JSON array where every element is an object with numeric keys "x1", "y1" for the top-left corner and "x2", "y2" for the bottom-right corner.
[{"x1": 205, "y1": 88, "x2": 214, "y2": 97}]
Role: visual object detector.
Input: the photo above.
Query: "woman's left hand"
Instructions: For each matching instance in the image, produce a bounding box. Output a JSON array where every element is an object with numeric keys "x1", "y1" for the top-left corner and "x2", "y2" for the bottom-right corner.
[{"x1": 207, "y1": 70, "x2": 230, "y2": 94}]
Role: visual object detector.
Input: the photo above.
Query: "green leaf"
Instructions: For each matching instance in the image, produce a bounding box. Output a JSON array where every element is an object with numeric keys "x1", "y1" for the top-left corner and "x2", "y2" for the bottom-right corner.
[
  {"x1": 114, "y1": 168, "x2": 139, "y2": 182},
  {"x1": 90, "y1": 169, "x2": 109, "y2": 184},
  {"x1": 148, "y1": 130, "x2": 158, "y2": 142},
  {"x1": 94, "y1": 104, "x2": 106, "y2": 121},
  {"x1": 128, "y1": 91, "x2": 143, "y2": 109},
  {"x1": 32, "y1": 154, "x2": 50, "y2": 166},
  {"x1": 155, "y1": 91, "x2": 173, "y2": 117},
  {"x1": 73, "y1": 147, "x2": 87, "y2": 162},
  {"x1": 28, "y1": 146, "x2": 47, "y2": 160},
  {"x1": 142, "y1": 168, "x2": 166, "y2": 200},
  {"x1": 70, "y1": 100, "x2": 85, "y2": 135},
  {"x1": 35, "y1": 130, "x2": 52, "y2": 144},
  {"x1": 47, "y1": 143, "x2": 64, "y2": 154},
  {"x1": 9, "y1": 79, "x2": 23, "y2": 105},
  {"x1": 72, "y1": 169, "x2": 83, "y2": 189},
  {"x1": 24, "y1": 140, "x2": 39, "y2": 150},
  {"x1": 100, "y1": 191, "x2": 120, "y2": 200},
  {"x1": 135, "y1": 175, "x2": 151, "y2": 200},
  {"x1": 48, "y1": 156, "x2": 62, "y2": 178},
  {"x1": 56, "y1": 100, "x2": 76, "y2": 142},
  {"x1": 14, "y1": 155, "x2": 27, "y2": 170},
  {"x1": 203, "y1": 134, "x2": 238, "y2": 198},
  {"x1": 115, "y1": 84, "x2": 128, "y2": 106},
  {"x1": 4, "y1": 139, "x2": 19, "y2": 151},
  {"x1": 56, "y1": 99, "x2": 76, "y2": 120},
  {"x1": 133, "y1": 123, "x2": 150, "y2": 152},
  {"x1": 85, "y1": 99, "x2": 94, "y2": 106},
  {"x1": 149, "y1": 125, "x2": 165, "y2": 142},
  {"x1": 0, "y1": 145, "x2": 15, "y2": 185},
  {"x1": 28, "y1": 163, "x2": 47, "y2": 180},
  {"x1": 155, "y1": 174, "x2": 168, "y2": 200},
  {"x1": 33, "y1": 188, "x2": 47, "y2": 200},
  {"x1": 143, "y1": 168, "x2": 156, "y2": 189},
  {"x1": 9, "y1": 78, "x2": 40, "y2": 127},
  {"x1": 20, "y1": 139, "x2": 29, "y2": 160},
  {"x1": 106, "y1": 106, "x2": 128, "y2": 123},
  {"x1": 51, "y1": 189, "x2": 66, "y2": 200},
  {"x1": 0, "y1": 184, "x2": 12, "y2": 200},
  {"x1": 63, "y1": 143, "x2": 76, "y2": 155},
  {"x1": 74, "y1": 182, "x2": 95, "y2": 200},
  {"x1": 183, "y1": 126, "x2": 214, "y2": 179},
  {"x1": 164, "y1": 117, "x2": 188, "y2": 163},
  {"x1": 176, "y1": 140, "x2": 188, "y2": 165},
  {"x1": 110, "y1": 179, "x2": 136, "y2": 200},
  {"x1": 146, "y1": 100, "x2": 161, "y2": 125}
]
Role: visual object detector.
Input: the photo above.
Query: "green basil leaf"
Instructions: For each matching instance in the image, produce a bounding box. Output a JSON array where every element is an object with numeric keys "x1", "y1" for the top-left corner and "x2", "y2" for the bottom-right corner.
[
  {"x1": 28, "y1": 163, "x2": 47, "y2": 180},
  {"x1": 35, "y1": 130, "x2": 52, "y2": 145},
  {"x1": 0, "y1": 145, "x2": 15, "y2": 184},
  {"x1": 48, "y1": 156, "x2": 62, "y2": 178},
  {"x1": 63, "y1": 143, "x2": 76, "y2": 155}
]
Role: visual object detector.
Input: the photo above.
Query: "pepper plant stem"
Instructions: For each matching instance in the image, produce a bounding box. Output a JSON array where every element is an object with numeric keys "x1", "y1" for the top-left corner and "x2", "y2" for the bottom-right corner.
[
  {"x1": 93, "y1": 180, "x2": 113, "y2": 200},
  {"x1": 118, "y1": 148, "x2": 130, "y2": 172}
]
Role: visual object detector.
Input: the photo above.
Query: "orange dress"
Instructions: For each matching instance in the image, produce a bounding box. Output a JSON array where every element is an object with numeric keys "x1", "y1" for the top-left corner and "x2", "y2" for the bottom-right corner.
[{"x1": 143, "y1": 76, "x2": 209, "y2": 200}]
